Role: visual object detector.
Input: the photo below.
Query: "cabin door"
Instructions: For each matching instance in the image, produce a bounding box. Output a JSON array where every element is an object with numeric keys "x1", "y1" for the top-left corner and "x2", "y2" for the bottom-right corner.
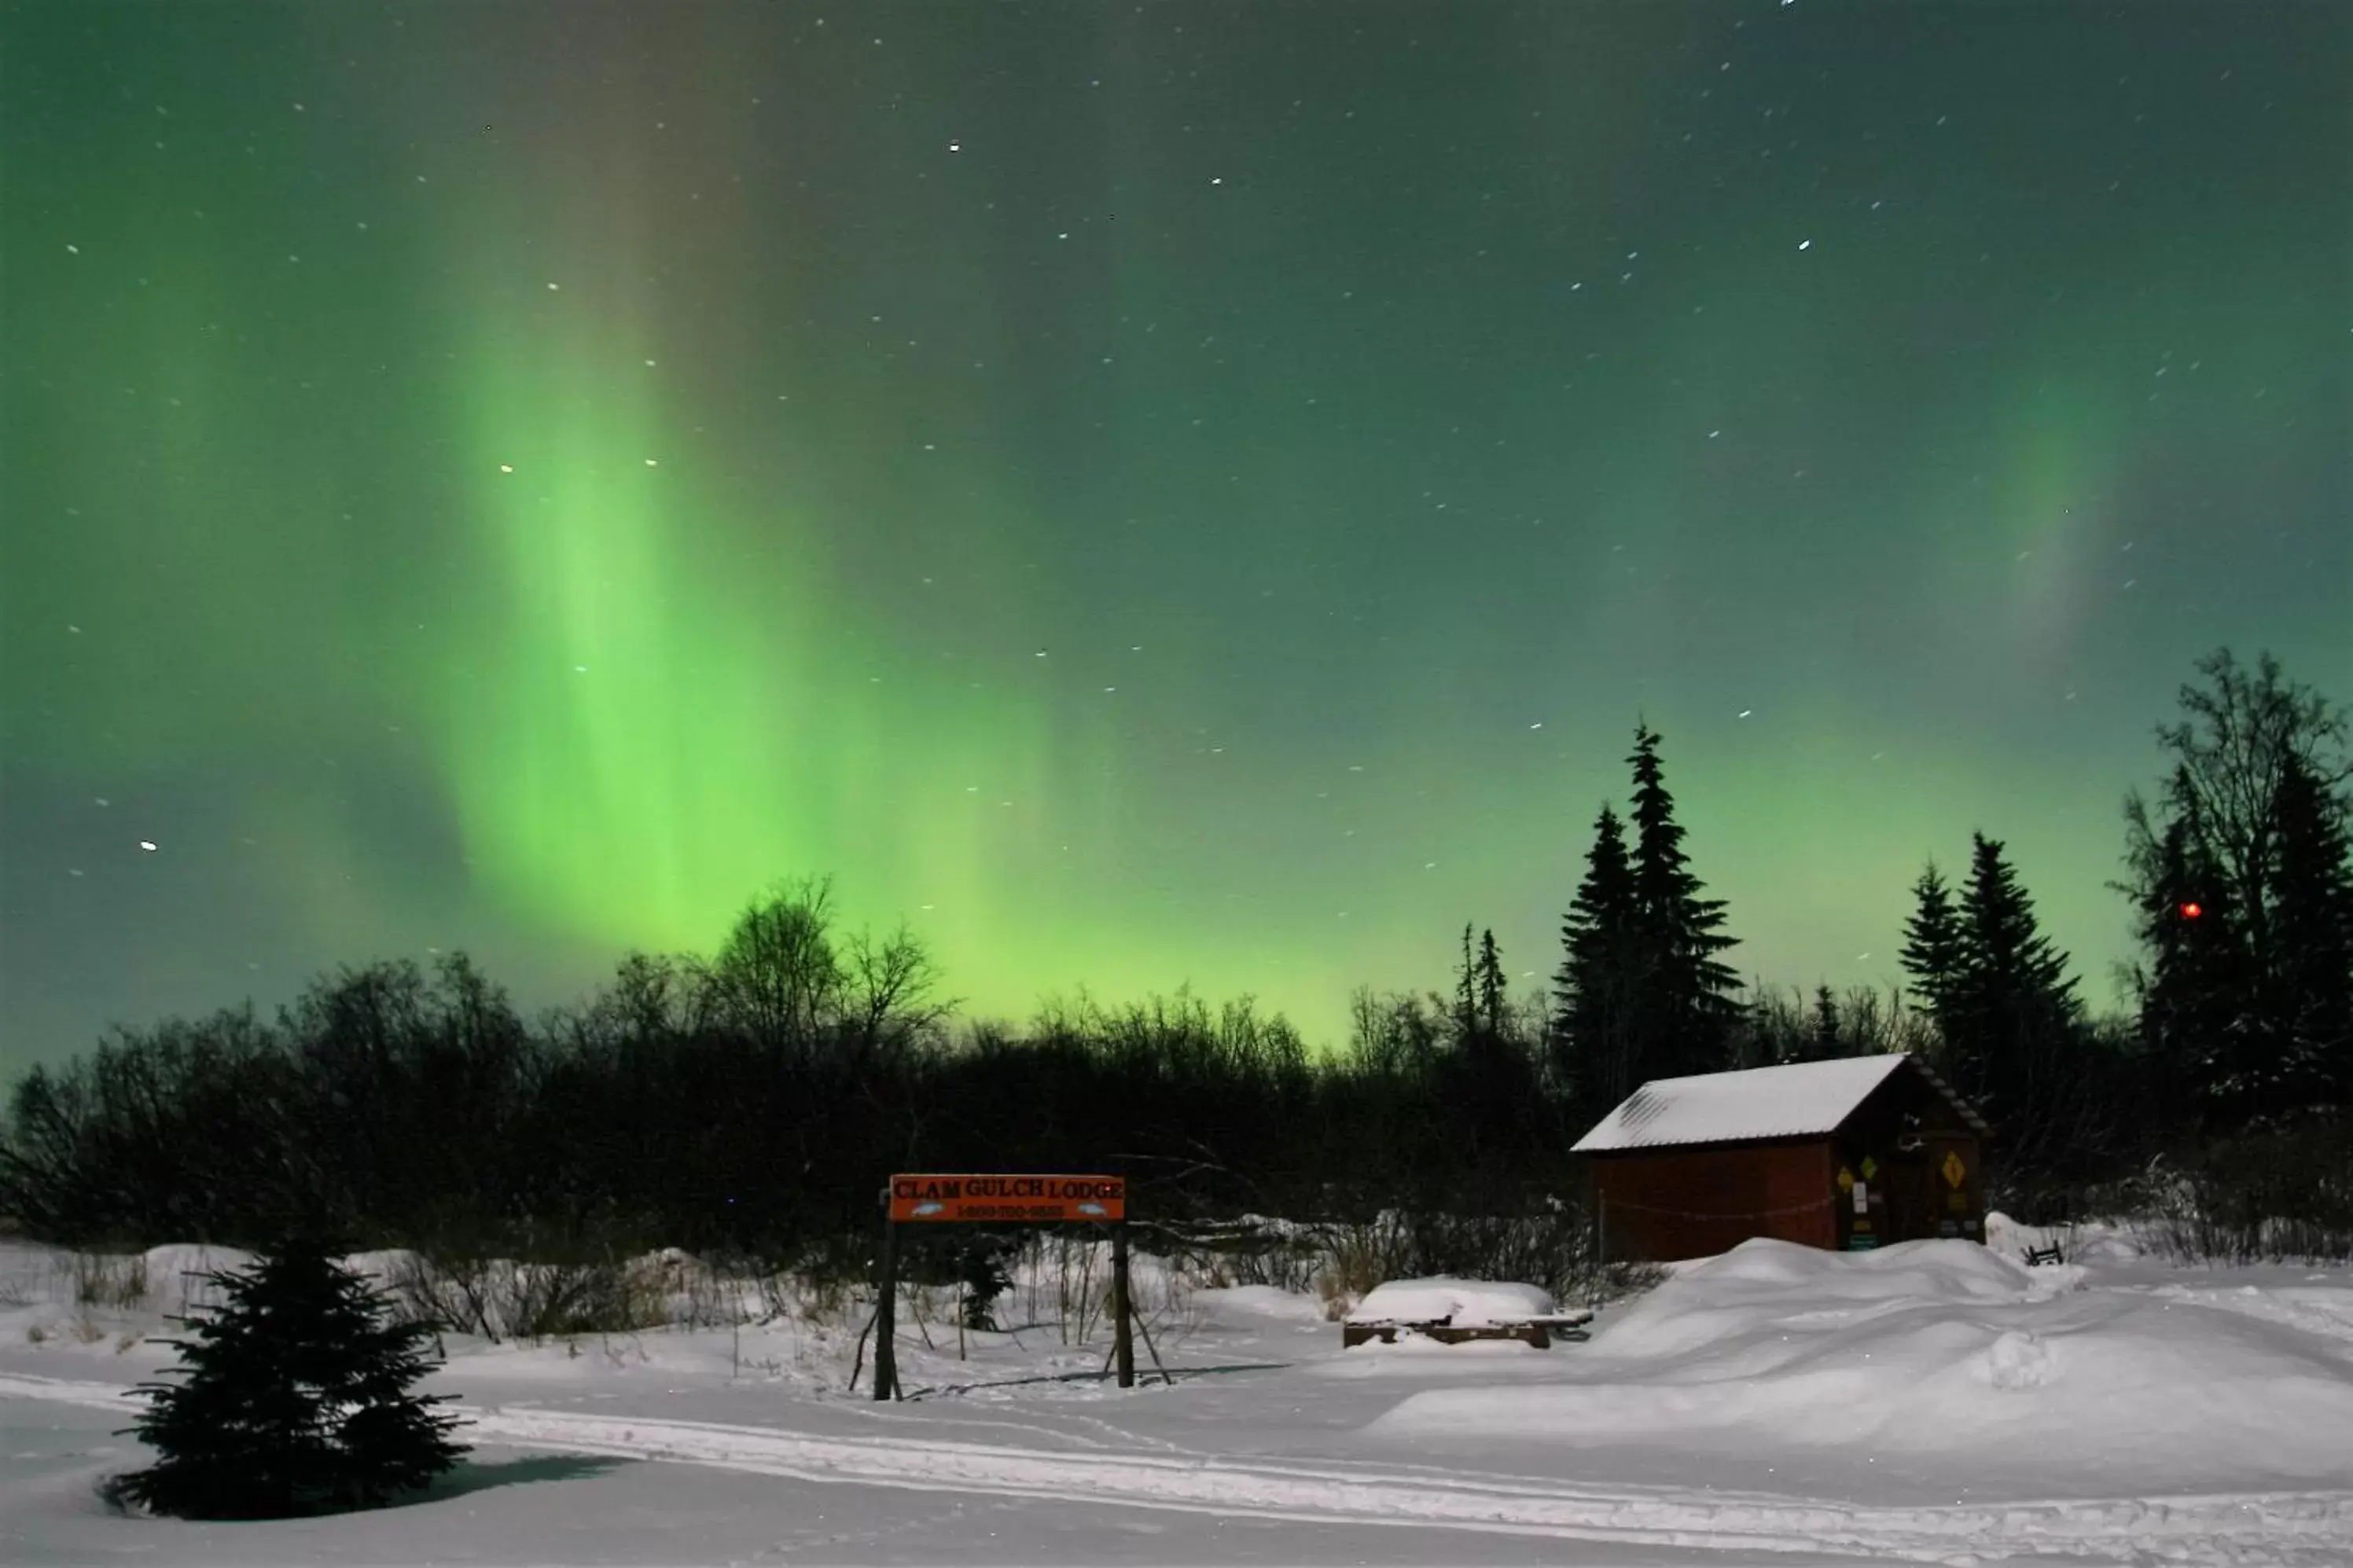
[
  {"x1": 1882, "y1": 1139, "x2": 1938, "y2": 1243},
  {"x1": 1924, "y1": 1137, "x2": 1980, "y2": 1240}
]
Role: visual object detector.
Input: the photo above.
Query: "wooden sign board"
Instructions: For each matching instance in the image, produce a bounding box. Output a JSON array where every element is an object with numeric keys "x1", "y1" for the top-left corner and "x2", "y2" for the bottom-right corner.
[{"x1": 888, "y1": 1173, "x2": 1125, "y2": 1224}]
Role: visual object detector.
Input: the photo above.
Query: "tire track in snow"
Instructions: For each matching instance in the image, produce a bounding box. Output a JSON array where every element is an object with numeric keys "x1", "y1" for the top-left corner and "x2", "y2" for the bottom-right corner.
[{"x1": 9, "y1": 1373, "x2": 2349, "y2": 1563}]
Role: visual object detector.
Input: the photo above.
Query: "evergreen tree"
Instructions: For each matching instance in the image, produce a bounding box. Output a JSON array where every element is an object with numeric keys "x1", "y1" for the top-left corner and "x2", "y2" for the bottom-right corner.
[
  {"x1": 2271, "y1": 751, "x2": 2353, "y2": 1110},
  {"x1": 1474, "y1": 928, "x2": 1509, "y2": 1038},
  {"x1": 112, "y1": 1239, "x2": 467, "y2": 1518},
  {"x1": 1899, "y1": 861, "x2": 1966, "y2": 1034},
  {"x1": 1624, "y1": 725, "x2": 1744, "y2": 1078},
  {"x1": 2123, "y1": 650, "x2": 2352, "y2": 1133},
  {"x1": 1811, "y1": 985, "x2": 1841, "y2": 1060},
  {"x1": 1946, "y1": 833, "x2": 2079, "y2": 1126},
  {"x1": 1453, "y1": 924, "x2": 1480, "y2": 1041},
  {"x1": 2133, "y1": 776, "x2": 2248, "y2": 1126},
  {"x1": 1553, "y1": 803, "x2": 1644, "y2": 1120},
  {"x1": 956, "y1": 1240, "x2": 1014, "y2": 1331}
]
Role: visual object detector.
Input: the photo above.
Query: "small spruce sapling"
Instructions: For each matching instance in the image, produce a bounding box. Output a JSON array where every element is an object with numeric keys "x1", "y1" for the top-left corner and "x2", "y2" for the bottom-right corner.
[
  {"x1": 110, "y1": 1238, "x2": 468, "y2": 1518},
  {"x1": 957, "y1": 1240, "x2": 1014, "y2": 1331}
]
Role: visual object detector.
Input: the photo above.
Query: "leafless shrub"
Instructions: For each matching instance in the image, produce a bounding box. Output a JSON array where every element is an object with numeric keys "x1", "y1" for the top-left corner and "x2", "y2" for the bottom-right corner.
[
  {"x1": 71, "y1": 1252, "x2": 149, "y2": 1310},
  {"x1": 1167, "y1": 1204, "x2": 1645, "y2": 1320},
  {"x1": 1145, "y1": 1217, "x2": 1323, "y2": 1294},
  {"x1": 2123, "y1": 1131, "x2": 2353, "y2": 1266},
  {"x1": 783, "y1": 1269, "x2": 858, "y2": 1327},
  {"x1": 1046, "y1": 1232, "x2": 1105, "y2": 1343},
  {"x1": 385, "y1": 1250, "x2": 671, "y2": 1342},
  {"x1": 715, "y1": 1250, "x2": 860, "y2": 1328},
  {"x1": 658, "y1": 1253, "x2": 742, "y2": 1329},
  {"x1": 1315, "y1": 1214, "x2": 1417, "y2": 1313}
]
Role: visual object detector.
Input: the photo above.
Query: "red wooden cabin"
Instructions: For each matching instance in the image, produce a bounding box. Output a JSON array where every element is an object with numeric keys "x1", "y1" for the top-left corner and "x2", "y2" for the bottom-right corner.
[{"x1": 1572, "y1": 1054, "x2": 1991, "y2": 1261}]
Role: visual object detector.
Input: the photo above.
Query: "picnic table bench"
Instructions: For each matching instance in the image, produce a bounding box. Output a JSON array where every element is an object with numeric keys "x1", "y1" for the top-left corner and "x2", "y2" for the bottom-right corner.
[
  {"x1": 2021, "y1": 1243, "x2": 2065, "y2": 1267},
  {"x1": 1341, "y1": 1308, "x2": 1594, "y2": 1350}
]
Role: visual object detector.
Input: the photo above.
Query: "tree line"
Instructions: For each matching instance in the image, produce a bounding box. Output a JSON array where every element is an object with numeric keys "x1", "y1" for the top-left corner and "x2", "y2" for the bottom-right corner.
[
  {"x1": 0, "y1": 884, "x2": 1583, "y2": 1261},
  {"x1": 1540, "y1": 648, "x2": 2351, "y2": 1222},
  {"x1": 2, "y1": 648, "x2": 2347, "y2": 1259}
]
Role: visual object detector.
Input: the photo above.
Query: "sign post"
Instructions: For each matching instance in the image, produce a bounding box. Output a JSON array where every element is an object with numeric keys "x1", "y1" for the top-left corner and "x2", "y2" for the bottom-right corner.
[
  {"x1": 873, "y1": 1186, "x2": 899, "y2": 1401},
  {"x1": 1110, "y1": 1221, "x2": 1135, "y2": 1389},
  {"x1": 880, "y1": 1173, "x2": 1131, "y2": 1397}
]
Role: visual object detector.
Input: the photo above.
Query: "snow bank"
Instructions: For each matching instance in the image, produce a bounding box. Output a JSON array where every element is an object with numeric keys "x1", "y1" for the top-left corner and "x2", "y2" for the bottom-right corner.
[
  {"x1": 1193, "y1": 1284, "x2": 1326, "y2": 1325},
  {"x1": 1593, "y1": 1234, "x2": 2080, "y2": 1363},
  {"x1": 1985, "y1": 1210, "x2": 2151, "y2": 1265},
  {"x1": 141, "y1": 1244, "x2": 257, "y2": 1316},
  {"x1": 1347, "y1": 1277, "x2": 1554, "y2": 1326},
  {"x1": 1370, "y1": 1237, "x2": 2353, "y2": 1490}
]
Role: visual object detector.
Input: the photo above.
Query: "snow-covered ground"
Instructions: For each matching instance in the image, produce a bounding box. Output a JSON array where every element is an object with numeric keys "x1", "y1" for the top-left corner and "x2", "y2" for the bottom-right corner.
[{"x1": 4, "y1": 1224, "x2": 2351, "y2": 1565}]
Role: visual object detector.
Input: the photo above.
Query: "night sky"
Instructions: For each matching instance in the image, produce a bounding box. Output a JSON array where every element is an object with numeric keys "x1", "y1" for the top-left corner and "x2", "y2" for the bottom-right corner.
[{"x1": 4, "y1": 2, "x2": 2347, "y2": 1078}]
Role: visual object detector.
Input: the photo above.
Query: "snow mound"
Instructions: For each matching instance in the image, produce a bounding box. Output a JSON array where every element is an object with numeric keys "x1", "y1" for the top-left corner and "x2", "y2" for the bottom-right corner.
[
  {"x1": 1345, "y1": 1277, "x2": 1554, "y2": 1326},
  {"x1": 1193, "y1": 1285, "x2": 1325, "y2": 1324},
  {"x1": 139, "y1": 1244, "x2": 257, "y2": 1316},
  {"x1": 2067, "y1": 1229, "x2": 2146, "y2": 1263},
  {"x1": 1976, "y1": 1327, "x2": 2058, "y2": 1390},
  {"x1": 1370, "y1": 1238, "x2": 2353, "y2": 1491},
  {"x1": 1985, "y1": 1210, "x2": 2149, "y2": 1265},
  {"x1": 1596, "y1": 1237, "x2": 2077, "y2": 1362}
]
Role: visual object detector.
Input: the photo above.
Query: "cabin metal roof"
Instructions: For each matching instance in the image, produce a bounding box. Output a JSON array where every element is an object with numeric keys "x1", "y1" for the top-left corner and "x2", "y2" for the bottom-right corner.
[{"x1": 1571, "y1": 1052, "x2": 1987, "y2": 1154}]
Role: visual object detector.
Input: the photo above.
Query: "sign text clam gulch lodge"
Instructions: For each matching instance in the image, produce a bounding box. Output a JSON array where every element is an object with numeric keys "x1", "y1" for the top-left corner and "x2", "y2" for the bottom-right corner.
[{"x1": 888, "y1": 1173, "x2": 1127, "y2": 1224}]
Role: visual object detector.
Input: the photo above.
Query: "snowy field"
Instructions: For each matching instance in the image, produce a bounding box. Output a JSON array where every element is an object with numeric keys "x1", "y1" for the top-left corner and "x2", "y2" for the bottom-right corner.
[{"x1": 4, "y1": 1221, "x2": 2352, "y2": 1566}]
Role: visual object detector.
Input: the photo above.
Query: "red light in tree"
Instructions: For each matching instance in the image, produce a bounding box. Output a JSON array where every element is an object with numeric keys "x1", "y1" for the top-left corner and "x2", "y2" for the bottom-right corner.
[{"x1": 2180, "y1": 902, "x2": 2203, "y2": 920}]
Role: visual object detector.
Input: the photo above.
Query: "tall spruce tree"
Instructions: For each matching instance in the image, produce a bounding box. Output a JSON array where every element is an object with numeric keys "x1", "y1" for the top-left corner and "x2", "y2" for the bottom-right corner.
[
  {"x1": 2123, "y1": 650, "x2": 2351, "y2": 1132},
  {"x1": 1454, "y1": 923, "x2": 1480, "y2": 1041},
  {"x1": 1811, "y1": 985, "x2": 1841, "y2": 1060},
  {"x1": 2133, "y1": 774, "x2": 2249, "y2": 1126},
  {"x1": 2271, "y1": 751, "x2": 2353, "y2": 1111},
  {"x1": 1946, "y1": 833, "x2": 2080, "y2": 1126},
  {"x1": 1624, "y1": 725, "x2": 1744, "y2": 1078},
  {"x1": 1474, "y1": 928, "x2": 1509, "y2": 1037},
  {"x1": 1899, "y1": 861, "x2": 1966, "y2": 1035},
  {"x1": 1553, "y1": 803, "x2": 1644, "y2": 1119}
]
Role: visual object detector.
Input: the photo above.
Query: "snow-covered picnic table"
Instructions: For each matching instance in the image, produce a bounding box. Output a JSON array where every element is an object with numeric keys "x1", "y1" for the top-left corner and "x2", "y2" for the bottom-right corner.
[{"x1": 1341, "y1": 1277, "x2": 1594, "y2": 1349}]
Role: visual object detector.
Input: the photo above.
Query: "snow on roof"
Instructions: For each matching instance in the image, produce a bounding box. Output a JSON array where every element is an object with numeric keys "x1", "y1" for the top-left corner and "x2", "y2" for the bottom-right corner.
[{"x1": 1571, "y1": 1053, "x2": 1914, "y2": 1153}]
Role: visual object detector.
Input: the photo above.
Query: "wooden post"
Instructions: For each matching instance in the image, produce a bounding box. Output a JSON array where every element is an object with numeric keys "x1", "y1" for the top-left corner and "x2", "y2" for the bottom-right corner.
[
  {"x1": 1110, "y1": 1220, "x2": 1135, "y2": 1390},
  {"x1": 1131, "y1": 1294, "x2": 1172, "y2": 1386},
  {"x1": 1591, "y1": 1189, "x2": 1608, "y2": 1312},
  {"x1": 874, "y1": 1189, "x2": 899, "y2": 1401}
]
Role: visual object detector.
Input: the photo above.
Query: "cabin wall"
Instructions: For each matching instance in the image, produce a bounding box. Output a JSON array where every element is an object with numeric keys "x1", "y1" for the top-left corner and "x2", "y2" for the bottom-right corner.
[
  {"x1": 1590, "y1": 1141, "x2": 1837, "y2": 1262},
  {"x1": 1833, "y1": 1066, "x2": 1986, "y2": 1247}
]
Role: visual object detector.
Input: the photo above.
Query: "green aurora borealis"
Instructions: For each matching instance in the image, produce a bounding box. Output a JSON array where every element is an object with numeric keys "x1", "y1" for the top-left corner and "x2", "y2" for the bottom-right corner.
[{"x1": 3, "y1": 2, "x2": 2347, "y2": 1075}]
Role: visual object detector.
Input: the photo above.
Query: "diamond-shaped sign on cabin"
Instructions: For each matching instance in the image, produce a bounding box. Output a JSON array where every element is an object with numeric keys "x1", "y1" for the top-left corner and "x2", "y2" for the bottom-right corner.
[
  {"x1": 1836, "y1": 1166, "x2": 1855, "y2": 1192},
  {"x1": 1859, "y1": 1155, "x2": 1879, "y2": 1181},
  {"x1": 1942, "y1": 1149, "x2": 1967, "y2": 1189}
]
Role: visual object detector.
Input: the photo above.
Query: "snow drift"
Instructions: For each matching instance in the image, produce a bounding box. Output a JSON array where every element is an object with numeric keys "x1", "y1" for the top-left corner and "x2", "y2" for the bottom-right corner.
[{"x1": 1370, "y1": 1237, "x2": 2353, "y2": 1491}]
